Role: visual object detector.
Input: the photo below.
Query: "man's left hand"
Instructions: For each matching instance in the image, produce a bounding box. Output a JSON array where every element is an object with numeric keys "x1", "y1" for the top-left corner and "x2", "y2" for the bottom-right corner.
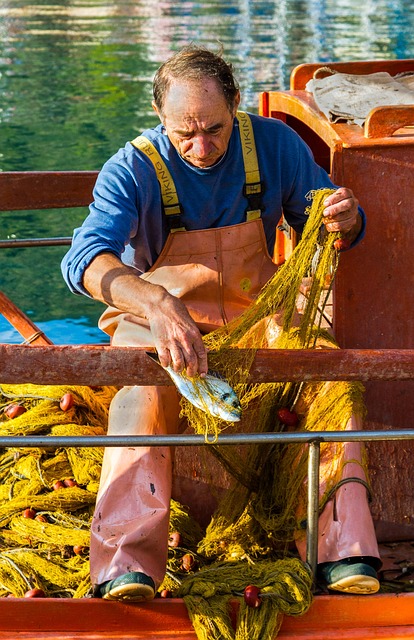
[{"x1": 323, "y1": 187, "x2": 361, "y2": 240}]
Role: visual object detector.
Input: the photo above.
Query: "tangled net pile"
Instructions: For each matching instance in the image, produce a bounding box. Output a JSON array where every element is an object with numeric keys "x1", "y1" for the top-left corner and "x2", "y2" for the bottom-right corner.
[
  {"x1": 0, "y1": 189, "x2": 367, "y2": 639},
  {"x1": 0, "y1": 384, "x2": 116, "y2": 598}
]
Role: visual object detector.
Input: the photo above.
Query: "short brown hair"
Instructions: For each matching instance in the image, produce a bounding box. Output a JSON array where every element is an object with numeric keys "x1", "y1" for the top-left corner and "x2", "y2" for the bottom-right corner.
[{"x1": 153, "y1": 44, "x2": 240, "y2": 115}]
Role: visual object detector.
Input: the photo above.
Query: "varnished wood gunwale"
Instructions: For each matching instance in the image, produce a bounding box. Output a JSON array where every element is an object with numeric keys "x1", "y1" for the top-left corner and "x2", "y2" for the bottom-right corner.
[
  {"x1": 290, "y1": 58, "x2": 414, "y2": 91},
  {"x1": 0, "y1": 593, "x2": 413, "y2": 639}
]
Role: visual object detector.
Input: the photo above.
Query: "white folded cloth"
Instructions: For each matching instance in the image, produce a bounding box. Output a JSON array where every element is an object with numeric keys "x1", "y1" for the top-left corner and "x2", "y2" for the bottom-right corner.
[{"x1": 306, "y1": 69, "x2": 414, "y2": 126}]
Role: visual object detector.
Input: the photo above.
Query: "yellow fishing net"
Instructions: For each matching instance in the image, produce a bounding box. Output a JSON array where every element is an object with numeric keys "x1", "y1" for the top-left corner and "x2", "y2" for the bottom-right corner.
[
  {"x1": 0, "y1": 384, "x2": 116, "y2": 598},
  {"x1": 0, "y1": 189, "x2": 368, "y2": 639},
  {"x1": 163, "y1": 188, "x2": 367, "y2": 638}
]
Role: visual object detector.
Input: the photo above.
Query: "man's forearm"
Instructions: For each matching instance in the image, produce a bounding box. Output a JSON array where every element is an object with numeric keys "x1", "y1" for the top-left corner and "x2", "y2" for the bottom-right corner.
[
  {"x1": 83, "y1": 252, "x2": 208, "y2": 375},
  {"x1": 82, "y1": 252, "x2": 167, "y2": 319}
]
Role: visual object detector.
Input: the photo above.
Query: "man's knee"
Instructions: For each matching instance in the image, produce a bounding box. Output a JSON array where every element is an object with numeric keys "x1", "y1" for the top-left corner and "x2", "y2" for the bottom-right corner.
[{"x1": 107, "y1": 385, "x2": 179, "y2": 436}]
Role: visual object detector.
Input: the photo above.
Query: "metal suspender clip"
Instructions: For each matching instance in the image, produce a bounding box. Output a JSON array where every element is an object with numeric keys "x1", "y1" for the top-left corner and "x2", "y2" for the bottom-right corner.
[
  {"x1": 243, "y1": 181, "x2": 265, "y2": 220},
  {"x1": 163, "y1": 202, "x2": 185, "y2": 232}
]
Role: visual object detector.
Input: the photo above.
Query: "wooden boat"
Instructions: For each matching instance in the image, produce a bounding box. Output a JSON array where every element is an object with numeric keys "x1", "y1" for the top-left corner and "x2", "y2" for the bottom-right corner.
[{"x1": 1, "y1": 58, "x2": 414, "y2": 639}]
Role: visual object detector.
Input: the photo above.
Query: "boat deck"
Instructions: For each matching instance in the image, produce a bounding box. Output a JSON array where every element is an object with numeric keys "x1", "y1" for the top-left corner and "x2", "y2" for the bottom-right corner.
[
  {"x1": 378, "y1": 540, "x2": 414, "y2": 591},
  {"x1": 1, "y1": 592, "x2": 413, "y2": 640},
  {"x1": 0, "y1": 542, "x2": 412, "y2": 640}
]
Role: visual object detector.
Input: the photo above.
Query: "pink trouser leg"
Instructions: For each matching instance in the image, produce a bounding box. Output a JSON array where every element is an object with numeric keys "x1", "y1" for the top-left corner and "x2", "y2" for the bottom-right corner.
[
  {"x1": 295, "y1": 414, "x2": 380, "y2": 563},
  {"x1": 90, "y1": 384, "x2": 180, "y2": 589},
  {"x1": 263, "y1": 323, "x2": 379, "y2": 565}
]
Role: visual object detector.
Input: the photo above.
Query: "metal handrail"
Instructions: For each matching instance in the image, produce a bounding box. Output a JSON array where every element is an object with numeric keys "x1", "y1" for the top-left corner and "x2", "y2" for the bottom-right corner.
[
  {"x1": 1, "y1": 427, "x2": 413, "y2": 583},
  {"x1": 0, "y1": 428, "x2": 412, "y2": 448}
]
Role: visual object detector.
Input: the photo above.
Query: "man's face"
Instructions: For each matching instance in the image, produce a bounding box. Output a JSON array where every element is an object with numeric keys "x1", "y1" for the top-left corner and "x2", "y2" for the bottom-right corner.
[{"x1": 153, "y1": 78, "x2": 240, "y2": 169}]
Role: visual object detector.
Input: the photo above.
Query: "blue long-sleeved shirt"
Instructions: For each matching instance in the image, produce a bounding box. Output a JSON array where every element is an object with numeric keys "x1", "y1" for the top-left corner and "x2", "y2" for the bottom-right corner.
[{"x1": 61, "y1": 113, "x2": 365, "y2": 295}]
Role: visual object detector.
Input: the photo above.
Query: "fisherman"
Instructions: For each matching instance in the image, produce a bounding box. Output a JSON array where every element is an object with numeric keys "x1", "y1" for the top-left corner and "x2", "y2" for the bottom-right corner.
[{"x1": 61, "y1": 44, "x2": 381, "y2": 601}]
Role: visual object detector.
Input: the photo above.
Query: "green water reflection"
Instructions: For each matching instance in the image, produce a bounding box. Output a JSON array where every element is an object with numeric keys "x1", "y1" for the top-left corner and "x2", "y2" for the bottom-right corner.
[{"x1": 0, "y1": 0, "x2": 413, "y2": 342}]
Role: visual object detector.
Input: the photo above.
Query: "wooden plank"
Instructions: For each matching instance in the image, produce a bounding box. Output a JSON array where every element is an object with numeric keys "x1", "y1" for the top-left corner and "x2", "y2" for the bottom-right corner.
[
  {"x1": 0, "y1": 291, "x2": 53, "y2": 346},
  {"x1": 0, "y1": 598, "x2": 195, "y2": 637},
  {"x1": 364, "y1": 104, "x2": 414, "y2": 138},
  {"x1": 266, "y1": 90, "x2": 414, "y2": 149},
  {"x1": 0, "y1": 345, "x2": 413, "y2": 386},
  {"x1": 0, "y1": 171, "x2": 98, "y2": 211},
  {"x1": 0, "y1": 594, "x2": 413, "y2": 639}
]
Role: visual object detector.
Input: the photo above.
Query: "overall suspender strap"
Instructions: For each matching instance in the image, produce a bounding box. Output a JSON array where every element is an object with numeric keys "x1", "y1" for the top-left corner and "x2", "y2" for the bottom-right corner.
[
  {"x1": 131, "y1": 113, "x2": 263, "y2": 231},
  {"x1": 236, "y1": 111, "x2": 264, "y2": 221},
  {"x1": 130, "y1": 135, "x2": 185, "y2": 232}
]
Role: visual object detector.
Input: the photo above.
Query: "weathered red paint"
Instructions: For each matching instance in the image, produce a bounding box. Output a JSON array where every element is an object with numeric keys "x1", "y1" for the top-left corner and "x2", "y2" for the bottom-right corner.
[
  {"x1": 0, "y1": 593, "x2": 413, "y2": 639},
  {"x1": 0, "y1": 344, "x2": 413, "y2": 386}
]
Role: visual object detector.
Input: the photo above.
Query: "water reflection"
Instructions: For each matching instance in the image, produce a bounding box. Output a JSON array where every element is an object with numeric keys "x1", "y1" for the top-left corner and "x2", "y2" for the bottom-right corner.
[{"x1": 0, "y1": 0, "x2": 413, "y2": 343}]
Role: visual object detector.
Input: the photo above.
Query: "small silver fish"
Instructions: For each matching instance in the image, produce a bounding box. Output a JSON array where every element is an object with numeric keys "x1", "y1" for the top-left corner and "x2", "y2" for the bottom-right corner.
[{"x1": 146, "y1": 352, "x2": 242, "y2": 422}]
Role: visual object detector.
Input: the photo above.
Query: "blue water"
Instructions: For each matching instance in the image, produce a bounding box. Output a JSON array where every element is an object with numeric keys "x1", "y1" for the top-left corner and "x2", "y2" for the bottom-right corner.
[{"x1": 1, "y1": 0, "x2": 413, "y2": 343}]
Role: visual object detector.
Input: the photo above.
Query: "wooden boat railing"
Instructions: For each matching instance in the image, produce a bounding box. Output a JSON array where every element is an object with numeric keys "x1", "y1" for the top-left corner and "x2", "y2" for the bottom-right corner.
[{"x1": 0, "y1": 170, "x2": 97, "y2": 248}]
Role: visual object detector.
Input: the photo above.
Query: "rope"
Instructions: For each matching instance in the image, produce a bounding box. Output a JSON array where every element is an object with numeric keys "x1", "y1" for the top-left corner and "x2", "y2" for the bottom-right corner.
[{"x1": 21, "y1": 331, "x2": 47, "y2": 345}]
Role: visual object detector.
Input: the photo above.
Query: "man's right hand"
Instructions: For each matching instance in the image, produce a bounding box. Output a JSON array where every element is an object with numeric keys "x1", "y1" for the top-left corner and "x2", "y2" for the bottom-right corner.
[{"x1": 147, "y1": 289, "x2": 208, "y2": 377}]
